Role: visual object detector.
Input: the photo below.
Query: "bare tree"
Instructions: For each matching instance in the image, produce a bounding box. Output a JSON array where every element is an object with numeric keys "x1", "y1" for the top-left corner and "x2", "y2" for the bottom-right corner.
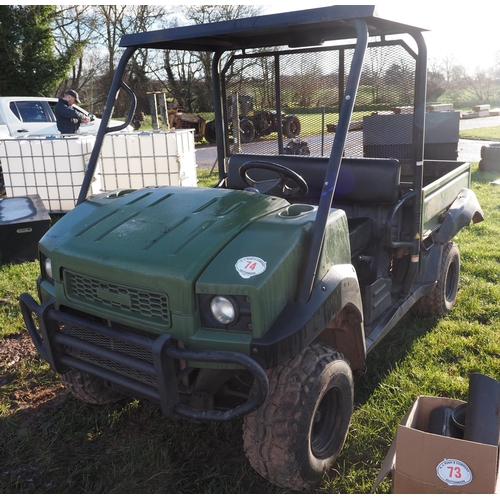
[
  {"x1": 433, "y1": 54, "x2": 459, "y2": 84},
  {"x1": 290, "y1": 52, "x2": 324, "y2": 108},
  {"x1": 452, "y1": 66, "x2": 498, "y2": 103},
  {"x1": 94, "y1": 5, "x2": 167, "y2": 114},
  {"x1": 53, "y1": 5, "x2": 97, "y2": 96},
  {"x1": 161, "y1": 5, "x2": 265, "y2": 112},
  {"x1": 366, "y1": 45, "x2": 390, "y2": 104},
  {"x1": 52, "y1": 5, "x2": 166, "y2": 113}
]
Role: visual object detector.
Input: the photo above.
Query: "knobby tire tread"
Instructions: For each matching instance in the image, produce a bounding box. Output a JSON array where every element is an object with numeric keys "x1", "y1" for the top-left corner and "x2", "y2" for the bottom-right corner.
[
  {"x1": 60, "y1": 369, "x2": 125, "y2": 405},
  {"x1": 413, "y1": 241, "x2": 459, "y2": 317},
  {"x1": 243, "y1": 342, "x2": 352, "y2": 490}
]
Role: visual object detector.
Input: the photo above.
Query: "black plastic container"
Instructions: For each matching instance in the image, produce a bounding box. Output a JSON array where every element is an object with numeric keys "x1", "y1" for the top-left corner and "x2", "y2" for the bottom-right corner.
[
  {"x1": 452, "y1": 402, "x2": 467, "y2": 431},
  {"x1": 0, "y1": 195, "x2": 51, "y2": 264},
  {"x1": 464, "y1": 374, "x2": 500, "y2": 446},
  {"x1": 428, "y1": 405, "x2": 464, "y2": 438}
]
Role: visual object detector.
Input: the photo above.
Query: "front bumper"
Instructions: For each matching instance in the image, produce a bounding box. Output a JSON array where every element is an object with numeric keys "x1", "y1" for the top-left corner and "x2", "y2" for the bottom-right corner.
[{"x1": 19, "y1": 293, "x2": 269, "y2": 422}]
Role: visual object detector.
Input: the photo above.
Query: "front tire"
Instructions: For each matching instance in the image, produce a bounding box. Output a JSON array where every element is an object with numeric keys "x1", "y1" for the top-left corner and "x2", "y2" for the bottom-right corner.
[
  {"x1": 60, "y1": 369, "x2": 125, "y2": 405},
  {"x1": 413, "y1": 241, "x2": 460, "y2": 317},
  {"x1": 243, "y1": 342, "x2": 353, "y2": 490}
]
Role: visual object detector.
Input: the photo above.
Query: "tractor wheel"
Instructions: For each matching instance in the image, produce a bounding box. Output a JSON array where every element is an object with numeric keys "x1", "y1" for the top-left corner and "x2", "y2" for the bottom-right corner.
[
  {"x1": 60, "y1": 369, "x2": 125, "y2": 405},
  {"x1": 478, "y1": 143, "x2": 500, "y2": 172},
  {"x1": 204, "y1": 120, "x2": 217, "y2": 143},
  {"x1": 413, "y1": 241, "x2": 460, "y2": 317},
  {"x1": 283, "y1": 115, "x2": 301, "y2": 138},
  {"x1": 239, "y1": 118, "x2": 256, "y2": 143},
  {"x1": 243, "y1": 342, "x2": 353, "y2": 491}
]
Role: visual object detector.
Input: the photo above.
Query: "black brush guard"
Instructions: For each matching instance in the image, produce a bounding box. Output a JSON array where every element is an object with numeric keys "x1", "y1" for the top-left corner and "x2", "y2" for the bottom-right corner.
[{"x1": 19, "y1": 293, "x2": 269, "y2": 422}]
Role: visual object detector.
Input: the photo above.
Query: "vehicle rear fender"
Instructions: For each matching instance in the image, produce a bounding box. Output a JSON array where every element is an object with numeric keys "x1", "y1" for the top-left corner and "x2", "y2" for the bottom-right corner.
[{"x1": 433, "y1": 188, "x2": 484, "y2": 244}]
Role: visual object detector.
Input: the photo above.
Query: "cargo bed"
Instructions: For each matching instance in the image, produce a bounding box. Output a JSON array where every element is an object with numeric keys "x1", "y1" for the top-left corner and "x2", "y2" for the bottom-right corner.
[{"x1": 402, "y1": 160, "x2": 471, "y2": 239}]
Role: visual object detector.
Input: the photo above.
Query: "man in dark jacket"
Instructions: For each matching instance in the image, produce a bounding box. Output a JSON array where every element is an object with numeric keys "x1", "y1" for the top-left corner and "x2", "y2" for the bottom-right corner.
[{"x1": 54, "y1": 89, "x2": 89, "y2": 134}]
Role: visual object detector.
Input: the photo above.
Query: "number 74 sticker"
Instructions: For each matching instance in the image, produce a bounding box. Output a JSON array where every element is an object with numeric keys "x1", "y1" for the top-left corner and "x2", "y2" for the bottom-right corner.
[
  {"x1": 436, "y1": 459, "x2": 472, "y2": 486},
  {"x1": 235, "y1": 256, "x2": 267, "y2": 279}
]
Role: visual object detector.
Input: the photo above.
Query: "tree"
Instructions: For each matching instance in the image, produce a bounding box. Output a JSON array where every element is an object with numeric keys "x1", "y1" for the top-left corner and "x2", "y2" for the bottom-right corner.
[
  {"x1": 162, "y1": 5, "x2": 265, "y2": 112},
  {"x1": 50, "y1": 5, "x2": 167, "y2": 115},
  {"x1": 53, "y1": 5, "x2": 95, "y2": 97},
  {"x1": 452, "y1": 66, "x2": 497, "y2": 103},
  {"x1": 384, "y1": 61, "x2": 414, "y2": 105},
  {"x1": 291, "y1": 52, "x2": 324, "y2": 108},
  {"x1": 427, "y1": 71, "x2": 446, "y2": 102},
  {"x1": 0, "y1": 5, "x2": 76, "y2": 96},
  {"x1": 366, "y1": 45, "x2": 390, "y2": 104},
  {"x1": 493, "y1": 50, "x2": 500, "y2": 81}
]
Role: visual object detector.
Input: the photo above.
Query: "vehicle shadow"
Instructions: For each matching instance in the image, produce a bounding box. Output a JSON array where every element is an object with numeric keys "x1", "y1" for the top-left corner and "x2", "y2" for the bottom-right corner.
[
  {"x1": 0, "y1": 375, "x2": 285, "y2": 494},
  {"x1": 353, "y1": 313, "x2": 440, "y2": 408}
]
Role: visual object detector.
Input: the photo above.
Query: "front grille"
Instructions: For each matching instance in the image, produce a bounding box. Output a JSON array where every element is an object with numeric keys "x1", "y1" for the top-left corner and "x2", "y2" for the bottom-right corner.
[
  {"x1": 65, "y1": 271, "x2": 170, "y2": 326},
  {"x1": 64, "y1": 324, "x2": 154, "y2": 363},
  {"x1": 62, "y1": 324, "x2": 157, "y2": 387}
]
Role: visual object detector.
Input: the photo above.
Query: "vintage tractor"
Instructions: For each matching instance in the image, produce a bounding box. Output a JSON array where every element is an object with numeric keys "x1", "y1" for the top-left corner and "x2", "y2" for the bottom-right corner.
[
  {"x1": 205, "y1": 94, "x2": 301, "y2": 144},
  {"x1": 168, "y1": 107, "x2": 207, "y2": 142}
]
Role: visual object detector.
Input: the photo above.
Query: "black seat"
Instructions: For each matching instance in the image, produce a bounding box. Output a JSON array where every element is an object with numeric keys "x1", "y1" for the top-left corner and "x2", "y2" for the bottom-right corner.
[
  {"x1": 226, "y1": 154, "x2": 402, "y2": 256},
  {"x1": 226, "y1": 154, "x2": 401, "y2": 205}
]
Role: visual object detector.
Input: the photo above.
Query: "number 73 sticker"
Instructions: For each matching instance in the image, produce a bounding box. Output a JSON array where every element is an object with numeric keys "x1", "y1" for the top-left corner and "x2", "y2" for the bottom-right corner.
[
  {"x1": 436, "y1": 459, "x2": 472, "y2": 486},
  {"x1": 235, "y1": 256, "x2": 267, "y2": 279}
]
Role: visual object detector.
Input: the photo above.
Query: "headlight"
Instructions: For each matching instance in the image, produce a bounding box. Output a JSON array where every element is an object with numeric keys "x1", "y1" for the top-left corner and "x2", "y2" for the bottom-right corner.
[
  {"x1": 199, "y1": 294, "x2": 251, "y2": 332},
  {"x1": 44, "y1": 257, "x2": 53, "y2": 280},
  {"x1": 210, "y1": 296, "x2": 236, "y2": 325}
]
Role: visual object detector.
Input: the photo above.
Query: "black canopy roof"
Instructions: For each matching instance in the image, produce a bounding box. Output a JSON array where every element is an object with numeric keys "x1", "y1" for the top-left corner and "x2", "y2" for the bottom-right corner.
[{"x1": 119, "y1": 5, "x2": 426, "y2": 52}]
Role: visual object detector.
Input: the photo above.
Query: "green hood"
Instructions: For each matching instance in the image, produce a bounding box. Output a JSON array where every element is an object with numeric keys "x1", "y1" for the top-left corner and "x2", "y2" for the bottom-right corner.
[{"x1": 42, "y1": 186, "x2": 289, "y2": 316}]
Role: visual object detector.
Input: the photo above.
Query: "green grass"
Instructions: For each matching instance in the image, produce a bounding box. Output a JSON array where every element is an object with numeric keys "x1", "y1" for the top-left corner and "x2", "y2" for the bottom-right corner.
[
  {"x1": 197, "y1": 168, "x2": 219, "y2": 187},
  {"x1": 0, "y1": 261, "x2": 39, "y2": 338},
  {"x1": 1, "y1": 163, "x2": 500, "y2": 493},
  {"x1": 460, "y1": 126, "x2": 500, "y2": 141}
]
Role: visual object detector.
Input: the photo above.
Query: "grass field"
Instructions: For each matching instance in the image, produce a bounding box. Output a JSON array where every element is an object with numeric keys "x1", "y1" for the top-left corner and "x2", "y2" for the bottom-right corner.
[
  {"x1": 139, "y1": 112, "x2": 358, "y2": 143},
  {"x1": 460, "y1": 126, "x2": 500, "y2": 141},
  {"x1": 1, "y1": 163, "x2": 499, "y2": 493},
  {"x1": 141, "y1": 113, "x2": 500, "y2": 146}
]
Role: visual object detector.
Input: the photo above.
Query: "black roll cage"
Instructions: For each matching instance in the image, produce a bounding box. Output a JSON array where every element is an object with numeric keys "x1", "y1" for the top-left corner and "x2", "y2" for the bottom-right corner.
[{"x1": 77, "y1": 5, "x2": 428, "y2": 305}]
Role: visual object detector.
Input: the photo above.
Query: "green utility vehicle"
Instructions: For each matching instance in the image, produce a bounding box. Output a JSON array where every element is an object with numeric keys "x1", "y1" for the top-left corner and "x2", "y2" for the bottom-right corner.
[{"x1": 20, "y1": 6, "x2": 484, "y2": 490}]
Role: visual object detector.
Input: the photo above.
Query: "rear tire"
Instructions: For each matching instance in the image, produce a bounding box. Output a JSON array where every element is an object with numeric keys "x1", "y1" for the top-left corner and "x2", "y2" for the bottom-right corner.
[
  {"x1": 239, "y1": 118, "x2": 255, "y2": 143},
  {"x1": 243, "y1": 342, "x2": 353, "y2": 490},
  {"x1": 204, "y1": 120, "x2": 216, "y2": 143},
  {"x1": 60, "y1": 369, "x2": 125, "y2": 405},
  {"x1": 283, "y1": 115, "x2": 301, "y2": 138},
  {"x1": 413, "y1": 241, "x2": 460, "y2": 317},
  {"x1": 479, "y1": 143, "x2": 500, "y2": 172}
]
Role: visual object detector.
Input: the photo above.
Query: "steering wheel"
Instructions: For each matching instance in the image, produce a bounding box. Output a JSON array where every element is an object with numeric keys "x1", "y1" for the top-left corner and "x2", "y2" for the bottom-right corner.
[{"x1": 239, "y1": 160, "x2": 308, "y2": 200}]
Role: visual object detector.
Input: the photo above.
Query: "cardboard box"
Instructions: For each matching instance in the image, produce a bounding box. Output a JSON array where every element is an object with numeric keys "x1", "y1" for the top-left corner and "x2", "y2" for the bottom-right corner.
[{"x1": 372, "y1": 396, "x2": 500, "y2": 493}]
